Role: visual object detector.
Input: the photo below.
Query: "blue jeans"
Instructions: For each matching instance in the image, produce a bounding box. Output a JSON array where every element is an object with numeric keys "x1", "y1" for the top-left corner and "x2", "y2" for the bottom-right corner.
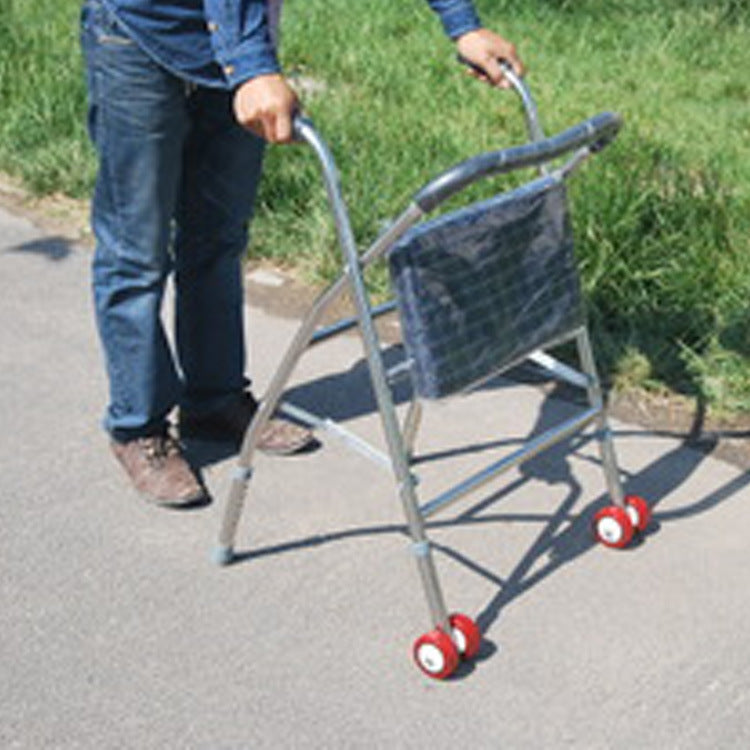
[{"x1": 80, "y1": 0, "x2": 265, "y2": 440}]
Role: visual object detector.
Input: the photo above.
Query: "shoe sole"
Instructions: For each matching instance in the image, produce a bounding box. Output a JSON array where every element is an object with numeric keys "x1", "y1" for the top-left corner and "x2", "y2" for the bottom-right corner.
[{"x1": 142, "y1": 490, "x2": 211, "y2": 509}]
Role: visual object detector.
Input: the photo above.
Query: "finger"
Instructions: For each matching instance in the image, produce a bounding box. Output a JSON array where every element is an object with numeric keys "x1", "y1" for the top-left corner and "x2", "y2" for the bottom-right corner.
[
  {"x1": 463, "y1": 67, "x2": 487, "y2": 83},
  {"x1": 248, "y1": 122, "x2": 265, "y2": 140},
  {"x1": 263, "y1": 111, "x2": 279, "y2": 143},
  {"x1": 275, "y1": 108, "x2": 294, "y2": 144},
  {"x1": 245, "y1": 112, "x2": 266, "y2": 140},
  {"x1": 481, "y1": 55, "x2": 506, "y2": 87},
  {"x1": 234, "y1": 101, "x2": 263, "y2": 138}
]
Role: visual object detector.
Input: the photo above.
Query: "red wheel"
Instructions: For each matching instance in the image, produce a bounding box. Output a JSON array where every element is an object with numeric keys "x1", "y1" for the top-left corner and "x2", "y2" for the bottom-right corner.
[
  {"x1": 593, "y1": 505, "x2": 634, "y2": 549},
  {"x1": 413, "y1": 629, "x2": 459, "y2": 679},
  {"x1": 624, "y1": 495, "x2": 651, "y2": 533},
  {"x1": 449, "y1": 613, "x2": 481, "y2": 659}
]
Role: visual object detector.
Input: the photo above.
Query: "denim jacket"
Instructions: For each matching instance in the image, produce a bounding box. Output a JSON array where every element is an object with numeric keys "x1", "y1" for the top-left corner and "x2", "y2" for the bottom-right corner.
[{"x1": 97, "y1": 0, "x2": 482, "y2": 89}]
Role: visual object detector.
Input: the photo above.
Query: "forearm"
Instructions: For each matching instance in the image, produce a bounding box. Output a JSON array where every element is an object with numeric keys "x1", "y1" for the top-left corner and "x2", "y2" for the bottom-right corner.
[
  {"x1": 424, "y1": 0, "x2": 482, "y2": 39},
  {"x1": 425, "y1": 0, "x2": 524, "y2": 85}
]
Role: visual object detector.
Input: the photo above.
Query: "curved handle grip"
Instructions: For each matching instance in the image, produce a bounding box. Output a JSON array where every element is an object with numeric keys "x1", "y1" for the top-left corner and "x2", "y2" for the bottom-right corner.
[
  {"x1": 292, "y1": 114, "x2": 316, "y2": 144},
  {"x1": 457, "y1": 56, "x2": 544, "y2": 142},
  {"x1": 413, "y1": 111, "x2": 623, "y2": 213}
]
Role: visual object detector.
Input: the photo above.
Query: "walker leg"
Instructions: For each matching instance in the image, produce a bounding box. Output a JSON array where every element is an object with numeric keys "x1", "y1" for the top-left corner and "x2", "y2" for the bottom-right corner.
[
  {"x1": 575, "y1": 329, "x2": 625, "y2": 506},
  {"x1": 213, "y1": 465, "x2": 254, "y2": 565},
  {"x1": 213, "y1": 273, "x2": 349, "y2": 564},
  {"x1": 576, "y1": 329, "x2": 650, "y2": 547},
  {"x1": 402, "y1": 399, "x2": 423, "y2": 460},
  {"x1": 293, "y1": 123, "x2": 481, "y2": 676},
  {"x1": 410, "y1": 535, "x2": 481, "y2": 679},
  {"x1": 410, "y1": 538, "x2": 452, "y2": 633}
]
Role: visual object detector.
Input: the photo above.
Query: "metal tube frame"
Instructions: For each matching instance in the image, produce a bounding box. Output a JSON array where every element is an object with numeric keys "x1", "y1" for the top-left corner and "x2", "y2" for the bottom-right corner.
[
  {"x1": 502, "y1": 64, "x2": 545, "y2": 143},
  {"x1": 215, "y1": 197, "x2": 424, "y2": 563},
  {"x1": 419, "y1": 405, "x2": 601, "y2": 519},
  {"x1": 575, "y1": 328, "x2": 626, "y2": 507},
  {"x1": 294, "y1": 119, "x2": 453, "y2": 633},
  {"x1": 215, "y1": 76, "x2": 628, "y2": 644}
]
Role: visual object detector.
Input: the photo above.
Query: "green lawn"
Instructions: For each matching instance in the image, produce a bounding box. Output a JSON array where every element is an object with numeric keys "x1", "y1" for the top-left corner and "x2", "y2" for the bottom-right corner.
[{"x1": 1, "y1": 0, "x2": 749, "y2": 410}]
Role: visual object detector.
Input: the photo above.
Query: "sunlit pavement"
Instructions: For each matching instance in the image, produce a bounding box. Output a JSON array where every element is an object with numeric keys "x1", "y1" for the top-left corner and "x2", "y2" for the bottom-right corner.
[{"x1": 2, "y1": 204, "x2": 749, "y2": 749}]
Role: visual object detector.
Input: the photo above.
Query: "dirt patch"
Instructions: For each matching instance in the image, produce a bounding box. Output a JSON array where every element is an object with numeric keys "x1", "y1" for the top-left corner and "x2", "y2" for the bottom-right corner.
[
  {"x1": 4, "y1": 174, "x2": 750, "y2": 470},
  {"x1": 0, "y1": 174, "x2": 92, "y2": 246},
  {"x1": 609, "y1": 388, "x2": 750, "y2": 469}
]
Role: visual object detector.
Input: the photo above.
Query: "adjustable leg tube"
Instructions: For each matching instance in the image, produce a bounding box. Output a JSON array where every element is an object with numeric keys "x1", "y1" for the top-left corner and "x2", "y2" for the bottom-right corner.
[
  {"x1": 402, "y1": 399, "x2": 423, "y2": 461},
  {"x1": 576, "y1": 328, "x2": 625, "y2": 507}
]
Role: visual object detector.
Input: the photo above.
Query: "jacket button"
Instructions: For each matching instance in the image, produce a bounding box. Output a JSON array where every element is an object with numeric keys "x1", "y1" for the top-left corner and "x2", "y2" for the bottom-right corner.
[
  {"x1": 223, "y1": 64, "x2": 235, "y2": 76},
  {"x1": 207, "y1": 21, "x2": 218, "y2": 32}
]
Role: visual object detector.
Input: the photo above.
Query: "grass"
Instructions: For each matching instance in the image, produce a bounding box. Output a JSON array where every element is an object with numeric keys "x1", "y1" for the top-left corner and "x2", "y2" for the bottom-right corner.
[
  {"x1": 0, "y1": 0, "x2": 93, "y2": 195},
  {"x1": 1, "y1": 0, "x2": 749, "y2": 413}
]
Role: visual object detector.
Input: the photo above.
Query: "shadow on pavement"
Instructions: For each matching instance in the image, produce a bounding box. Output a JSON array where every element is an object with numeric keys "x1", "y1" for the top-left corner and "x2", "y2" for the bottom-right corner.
[
  {"x1": 219, "y1": 362, "x2": 750, "y2": 647},
  {"x1": 4, "y1": 235, "x2": 74, "y2": 261}
]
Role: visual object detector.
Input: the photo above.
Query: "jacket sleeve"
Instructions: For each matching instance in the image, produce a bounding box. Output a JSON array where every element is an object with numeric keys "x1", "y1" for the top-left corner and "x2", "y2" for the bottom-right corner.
[
  {"x1": 204, "y1": 0, "x2": 281, "y2": 87},
  {"x1": 424, "y1": 0, "x2": 482, "y2": 39}
]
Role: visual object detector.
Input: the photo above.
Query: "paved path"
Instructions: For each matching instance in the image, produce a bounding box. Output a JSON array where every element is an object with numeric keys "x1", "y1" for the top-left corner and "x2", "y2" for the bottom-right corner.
[{"x1": 2, "y1": 204, "x2": 750, "y2": 749}]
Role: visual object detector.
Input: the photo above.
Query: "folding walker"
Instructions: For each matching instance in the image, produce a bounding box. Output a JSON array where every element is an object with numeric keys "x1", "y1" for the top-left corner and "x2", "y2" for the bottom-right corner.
[{"x1": 214, "y1": 67, "x2": 650, "y2": 680}]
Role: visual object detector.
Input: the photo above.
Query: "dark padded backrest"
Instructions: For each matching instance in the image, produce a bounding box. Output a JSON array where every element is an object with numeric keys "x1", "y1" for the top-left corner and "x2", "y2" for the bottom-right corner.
[{"x1": 388, "y1": 176, "x2": 583, "y2": 399}]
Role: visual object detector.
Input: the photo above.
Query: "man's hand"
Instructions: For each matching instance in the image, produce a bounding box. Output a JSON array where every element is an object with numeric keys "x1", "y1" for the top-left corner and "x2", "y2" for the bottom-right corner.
[
  {"x1": 456, "y1": 28, "x2": 524, "y2": 88},
  {"x1": 233, "y1": 74, "x2": 299, "y2": 143}
]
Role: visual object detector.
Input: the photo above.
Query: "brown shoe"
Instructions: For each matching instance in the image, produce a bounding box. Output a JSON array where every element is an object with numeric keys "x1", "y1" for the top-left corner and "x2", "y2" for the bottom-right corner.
[
  {"x1": 179, "y1": 392, "x2": 317, "y2": 456},
  {"x1": 110, "y1": 433, "x2": 209, "y2": 508}
]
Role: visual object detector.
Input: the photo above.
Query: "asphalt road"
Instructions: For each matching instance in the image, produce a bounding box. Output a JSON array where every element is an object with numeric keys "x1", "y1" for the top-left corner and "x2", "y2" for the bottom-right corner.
[{"x1": 2, "y1": 204, "x2": 750, "y2": 748}]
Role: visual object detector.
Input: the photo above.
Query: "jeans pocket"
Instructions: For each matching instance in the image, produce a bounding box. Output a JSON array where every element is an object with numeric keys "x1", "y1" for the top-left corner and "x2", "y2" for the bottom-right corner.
[{"x1": 81, "y1": 0, "x2": 135, "y2": 47}]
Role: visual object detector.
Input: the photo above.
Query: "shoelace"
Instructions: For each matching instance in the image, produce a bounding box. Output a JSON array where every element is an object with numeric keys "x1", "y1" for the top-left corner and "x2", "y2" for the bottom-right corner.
[{"x1": 138, "y1": 435, "x2": 180, "y2": 468}]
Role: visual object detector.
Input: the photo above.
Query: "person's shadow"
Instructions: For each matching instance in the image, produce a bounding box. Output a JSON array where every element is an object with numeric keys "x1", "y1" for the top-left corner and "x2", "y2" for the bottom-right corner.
[{"x1": 5, "y1": 235, "x2": 73, "y2": 261}]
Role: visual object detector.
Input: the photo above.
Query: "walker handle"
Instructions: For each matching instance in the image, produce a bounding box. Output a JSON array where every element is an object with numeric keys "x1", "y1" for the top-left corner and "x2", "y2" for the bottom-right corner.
[
  {"x1": 413, "y1": 111, "x2": 622, "y2": 213},
  {"x1": 292, "y1": 115, "x2": 311, "y2": 144},
  {"x1": 457, "y1": 55, "x2": 519, "y2": 87},
  {"x1": 457, "y1": 55, "x2": 544, "y2": 142}
]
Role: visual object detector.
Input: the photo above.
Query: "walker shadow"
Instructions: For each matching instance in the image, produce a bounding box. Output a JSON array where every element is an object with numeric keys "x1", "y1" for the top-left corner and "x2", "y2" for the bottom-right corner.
[
  {"x1": 186, "y1": 344, "x2": 521, "y2": 470},
  {"x1": 425, "y1": 381, "x2": 750, "y2": 638},
  {"x1": 219, "y1": 356, "x2": 750, "y2": 670},
  {"x1": 280, "y1": 344, "x2": 418, "y2": 422}
]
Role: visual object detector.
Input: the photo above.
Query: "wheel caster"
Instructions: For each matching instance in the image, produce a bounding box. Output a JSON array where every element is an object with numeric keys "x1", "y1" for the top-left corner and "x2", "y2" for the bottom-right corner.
[
  {"x1": 593, "y1": 505, "x2": 634, "y2": 549},
  {"x1": 624, "y1": 495, "x2": 651, "y2": 533},
  {"x1": 449, "y1": 613, "x2": 481, "y2": 659},
  {"x1": 413, "y1": 628, "x2": 459, "y2": 679}
]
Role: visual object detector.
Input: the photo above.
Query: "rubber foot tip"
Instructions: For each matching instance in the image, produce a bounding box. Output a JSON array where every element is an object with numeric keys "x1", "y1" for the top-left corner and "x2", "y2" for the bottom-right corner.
[{"x1": 212, "y1": 546, "x2": 234, "y2": 566}]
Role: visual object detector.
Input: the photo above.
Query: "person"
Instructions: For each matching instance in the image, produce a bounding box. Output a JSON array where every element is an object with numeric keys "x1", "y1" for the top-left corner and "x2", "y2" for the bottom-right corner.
[{"x1": 79, "y1": 0, "x2": 524, "y2": 508}]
